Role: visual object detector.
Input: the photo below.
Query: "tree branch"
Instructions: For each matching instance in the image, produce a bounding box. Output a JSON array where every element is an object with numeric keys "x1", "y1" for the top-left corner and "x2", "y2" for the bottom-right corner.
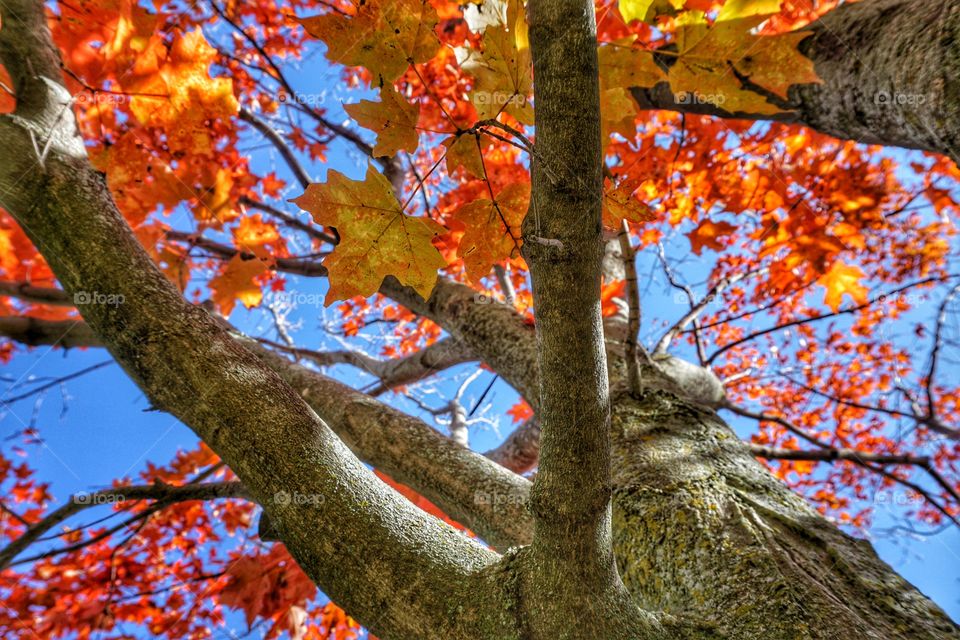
[
  {"x1": 246, "y1": 340, "x2": 533, "y2": 549},
  {"x1": 0, "y1": 315, "x2": 103, "y2": 347},
  {"x1": 483, "y1": 419, "x2": 540, "y2": 475},
  {"x1": 238, "y1": 108, "x2": 313, "y2": 188},
  {"x1": 262, "y1": 336, "x2": 475, "y2": 396},
  {"x1": 520, "y1": 1, "x2": 655, "y2": 635},
  {"x1": 0, "y1": 280, "x2": 73, "y2": 306}
]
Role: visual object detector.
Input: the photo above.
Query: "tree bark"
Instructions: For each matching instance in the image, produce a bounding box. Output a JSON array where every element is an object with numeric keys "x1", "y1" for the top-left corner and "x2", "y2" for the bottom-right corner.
[{"x1": 606, "y1": 361, "x2": 960, "y2": 639}]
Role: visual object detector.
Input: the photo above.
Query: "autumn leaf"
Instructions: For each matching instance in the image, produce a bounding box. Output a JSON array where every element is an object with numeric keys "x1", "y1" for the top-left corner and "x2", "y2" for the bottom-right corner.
[
  {"x1": 454, "y1": 182, "x2": 529, "y2": 282},
  {"x1": 668, "y1": 11, "x2": 820, "y2": 114},
  {"x1": 209, "y1": 254, "x2": 270, "y2": 316},
  {"x1": 444, "y1": 133, "x2": 488, "y2": 179},
  {"x1": 344, "y1": 84, "x2": 420, "y2": 157},
  {"x1": 459, "y1": 14, "x2": 533, "y2": 124},
  {"x1": 601, "y1": 88, "x2": 639, "y2": 146},
  {"x1": 290, "y1": 165, "x2": 447, "y2": 302},
  {"x1": 618, "y1": 0, "x2": 683, "y2": 24},
  {"x1": 717, "y1": 0, "x2": 783, "y2": 20},
  {"x1": 127, "y1": 30, "x2": 238, "y2": 156},
  {"x1": 819, "y1": 260, "x2": 869, "y2": 312},
  {"x1": 603, "y1": 177, "x2": 655, "y2": 230},
  {"x1": 598, "y1": 36, "x2": 667, "y2": 91},
  {"x1": 298, "y1": 0, "x2": 440, "y2": 83},
  {"x1": 687, "y1": 219, "x2": 737, "y2": 254}
]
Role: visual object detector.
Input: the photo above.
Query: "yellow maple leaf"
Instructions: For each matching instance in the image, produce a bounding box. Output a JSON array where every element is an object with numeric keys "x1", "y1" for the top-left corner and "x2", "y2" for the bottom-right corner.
[
  {"x1": 598, "y1": 37, "x2": 667, "y2": 91},
  {"x1": 444, "y1": 133, "x2": 488, "y2": 179},
  {"x1": 290, "y1": 165, "x2": 447, "y2": 302},
  {"x1": 460, "y1": 20, "x2": 533, "y2": 125},
  {"x1": 344, "y1": 84, "x2": 420, "y2": 157},
  {"x1": 601, "y1": 88, "x2": 639, "y2": 147},
  {"x1": 454, "y1": 182, "x2": 529, "y2": 282},
  {"x1": 209, "y1": 254, "x2": 270, "y2": 317},
  {"x1": 618, "y1": 0, "x2": 684, "y2": 24},
  {"x1": 668, "y1": 11, "x2": 819, "y2": 114},
  {"x1": 819, "y1": 261, "x2": 869, "y2": 312},
  {"x1": 717, "y1": 0, "x2": 782, "y2": 20},
  {"x1": 298, "y1": 0, "x2": 440, "y2": 83}
]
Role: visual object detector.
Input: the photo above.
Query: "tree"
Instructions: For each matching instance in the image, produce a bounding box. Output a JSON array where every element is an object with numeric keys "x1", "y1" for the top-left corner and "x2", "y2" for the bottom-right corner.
[{"x1": 0, "y1": 0, "x2": 958, "y2": 637}]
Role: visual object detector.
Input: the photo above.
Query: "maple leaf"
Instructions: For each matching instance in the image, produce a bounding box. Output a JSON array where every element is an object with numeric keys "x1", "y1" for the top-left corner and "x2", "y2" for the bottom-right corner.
[
  {"x1": 819, "y1": 260, "x2": 869, "y2": 312},
  {"x1": 618, "y1": 0, "x2": 683, "y2": 24},
  {"x1": 290, "y1": 165, "x2": 447, "y2": 302},
  {"x1": 687, "y1": 219, "x2": 737, "y2": 254},
  {"x1": 344, "y1": 84, "x2": 420, "y2": 157},
  {"x1": 298, "y1": 0, "x2": 440, "y2": 83},
  {"x1": 598, "y1": 37, "x2": 667, "y2": 91},
  {"x1": 454, "y1": 182, "x2": 529, "y2": 282},
  {"x1": 459, "y1": 7, "x2": 533, "y2": 125},
  {"x1": 444, "y1": 133, "x2": 488, "y2": 179},
  {"x1": 507, "y1": 399, "x2": 533, "y2": 424},
  {"x1": 127, "y1": 30, "x2": 238, "y2": 156},
  {"x1": 667, "y1": 11, "x2": 820, "y2": 114},
  {"x1": 601, "y1": 88, "x2": 639, "y2": 146},
  {"x1": 603, "y1": 177, "x2": 655, "y2": 230},
  {"x1": 717, "y1": 0, "x2": 783, "y2": 20},
  {"x1": 209, "y1": 254, "x2": 270, "y2": 316}
]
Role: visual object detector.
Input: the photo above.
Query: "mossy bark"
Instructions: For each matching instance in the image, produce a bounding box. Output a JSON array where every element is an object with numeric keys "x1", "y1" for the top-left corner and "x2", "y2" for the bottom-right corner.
[{"x1": 609, "y1": 382, "x2": 959, "y2": 639}]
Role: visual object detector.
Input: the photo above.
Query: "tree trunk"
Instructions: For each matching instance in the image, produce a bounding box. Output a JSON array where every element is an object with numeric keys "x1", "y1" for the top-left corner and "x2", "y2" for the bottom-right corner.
[{"x1": 608, "y1": 374, "x2": 959, "y2": 639}]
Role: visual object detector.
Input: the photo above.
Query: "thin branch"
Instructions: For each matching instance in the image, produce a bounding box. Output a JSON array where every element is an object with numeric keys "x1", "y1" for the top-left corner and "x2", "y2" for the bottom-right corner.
[
  {"x1": 707, "y1": 274, "x2": 960, "y2": 365},
  {"x1": 618, "y1": 221, "x2": 642, "y2": 394},
  {"x1": 260, "y1": 336, "x2": 475, "y2": 394},
  {"x1": 653, "y1": 267, "x2": 763, "y2": 356},
  {"x1": 0, "y1": 482, "x2": 249, "y2": 569},
  {"x1": 727, "y1": 403, "x2": 959, "y2": 526},
  {"x1": 925, "y1": 285, "x2": 960, "y2": 422},
  {"x1": 0, "y1": 281, "x2": 73, "y2": 306},
  {"x1": 1, "y1": 359, "x2": 112, "y2": 404},
  {"x1": 238, "y1": 109, "x2": 312, "y2": 188},
  {"x1": 165, "y1": 230, "x2": 329, "y2": 277},
  {"x1": 749, "y1": 445, "x2": 930, "y2": 467},
  {"x1": 239, "y1": 197, "x2": 337, "y2": 244}
]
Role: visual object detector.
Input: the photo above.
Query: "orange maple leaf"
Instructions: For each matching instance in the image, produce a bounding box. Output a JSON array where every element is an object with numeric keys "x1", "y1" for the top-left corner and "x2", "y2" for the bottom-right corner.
[
  {"x1": 819, "y1": 260, "x2": 869, "y2": 312},
  {"x1": 687, "y1": 219, "x2": 737, "y2": 255}
]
